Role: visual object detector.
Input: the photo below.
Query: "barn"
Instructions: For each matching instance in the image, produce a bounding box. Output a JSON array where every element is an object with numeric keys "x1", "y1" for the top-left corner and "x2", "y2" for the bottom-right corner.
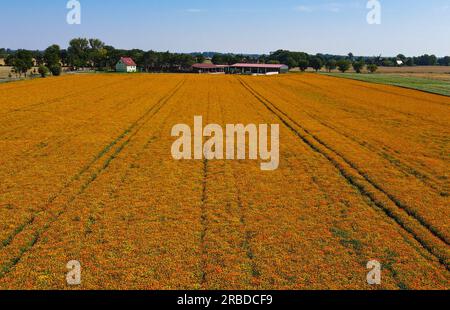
[
  {"x1": 228, "y1": 63, "x2": 289, "y2": 75},
  {"x1": 116, "y1": 57, "x2": 137, "y2": 73},
  {"x1": 191, "y1": 63, "x2": 226, "y2": 74},
  {"x1": 191, "y1": 62, "x2": 289, "y2": 75}
]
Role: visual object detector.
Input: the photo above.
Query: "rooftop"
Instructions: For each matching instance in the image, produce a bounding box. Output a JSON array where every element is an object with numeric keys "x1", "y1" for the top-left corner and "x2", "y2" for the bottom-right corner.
[
  {"x1": 120, "y1": 57, "x2": 137, "y2": 66},
  {"x1": 230, "y1": 63, "x2": 287, "y2": 68}
]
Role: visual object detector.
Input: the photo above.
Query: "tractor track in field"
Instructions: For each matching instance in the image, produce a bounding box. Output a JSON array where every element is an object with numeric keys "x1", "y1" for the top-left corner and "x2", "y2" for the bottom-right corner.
[
  {"x1": 300, "y1": 109, "x2": 447, "y2": 195},
  {"x1": 233, "y1": 77, "x2": 394, "y2": 286},
  {"x1": 83, "y1": 85, "x2": 185, "y2": 241},
  {"x1": 238, "y1": 77, "x2": 450, "y2": 271},
  {"x1": 200, "y1": 157, "x2": 209, "y2": 286},
  {"x1": 0, "y1": 79, "x2": 187, "y2": 278},
  {"x1": 245, "y1": 77, "x2": 450, "y2": 244},
  {"x1": 0, "y1": 78, "x2": 180, "y2": 182},
  {"x1": 0, "y1": 80, "x2": 184, "y2": 249},
  {"x1": 231, "y1": 166, "x2": 260, "y2": 281},
  {"x1": 200, "y1": 88, "x2": 211, "y2": 287},
  {"x1": 285, "y1": 76, "x2": 448, "y2": 128},
  {"x1": 259, "y1": 80, "x2": 447, "y2": 195},
  {"x1": 262, "y1": 78, "x2": 450, "y2": 243},
  {"x1": 216, "y1": 92, "x2": 260, "y2": 285}
]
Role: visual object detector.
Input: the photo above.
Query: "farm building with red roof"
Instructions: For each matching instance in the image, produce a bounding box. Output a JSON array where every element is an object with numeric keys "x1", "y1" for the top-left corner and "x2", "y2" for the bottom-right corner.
[
  {"x1": 228, "y1": 63, "x2": 289, "y2": 75},
  {"x1": 116, "y1": 57, "x2": 137, "y2": 73},
  {"x1": 191, "y1": 63, "x2": 227, "y2": 74},
  {"x1": 191, "y1": 62, "x2": 288, "y2": 75}
]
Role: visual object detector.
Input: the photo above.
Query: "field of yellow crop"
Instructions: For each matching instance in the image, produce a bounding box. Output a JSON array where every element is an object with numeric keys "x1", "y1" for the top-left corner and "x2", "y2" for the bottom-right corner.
[{"x1": 0, "y1": 74, "x2": 448, "y2": 289}]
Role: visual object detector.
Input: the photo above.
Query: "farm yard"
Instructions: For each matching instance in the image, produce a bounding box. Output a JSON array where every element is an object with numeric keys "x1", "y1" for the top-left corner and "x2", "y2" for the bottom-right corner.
[{"x1": 0, "y1": 74, "x2": 448, "y2": 290}]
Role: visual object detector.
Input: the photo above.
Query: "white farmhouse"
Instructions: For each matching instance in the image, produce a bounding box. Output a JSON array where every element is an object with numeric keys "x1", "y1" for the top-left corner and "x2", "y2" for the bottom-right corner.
[{"x1": 116, "y1": 57, "x2": 137, "y2": 73}]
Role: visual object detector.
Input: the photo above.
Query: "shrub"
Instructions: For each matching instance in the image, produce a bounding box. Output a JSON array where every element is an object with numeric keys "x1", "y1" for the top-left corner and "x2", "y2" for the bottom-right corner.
[
  {"x1": 336, "y1": 60, "x2": 351, "y2": 73},
  {"x1": 50, "y1": 65, "x2": 62, "y2": 76},
  {"x1": 38, "y1": 65, "x2": 49, "y2": 78},
  {"x1": 367, "y1": 64, "x2": 378, "y2": 73},
  {"x1": 352, "y1": 61, "x2": 365, "y2": 73}
]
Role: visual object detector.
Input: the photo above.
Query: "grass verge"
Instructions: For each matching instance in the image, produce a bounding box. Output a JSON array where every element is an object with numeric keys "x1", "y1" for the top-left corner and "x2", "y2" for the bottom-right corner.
[{"x1": 322, "y1": 73, "x2": 450, "y2": 97}]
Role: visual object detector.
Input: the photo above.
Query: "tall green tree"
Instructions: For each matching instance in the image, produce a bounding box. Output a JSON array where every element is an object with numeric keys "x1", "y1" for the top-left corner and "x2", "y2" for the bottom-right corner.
[
  {"x1": 194, "y1": 54, "x2": 206, "y2": 64},
  {"x1": 104, "y1": 46, "x2": 120, "y2": 69},
  {"x1": 32, "y1": 50, "x2": 44, "y2": 66},
  {"x1": 310, "y1": 57, "x2": 323, "y2": 72},
  {"x1": 60, "y1": 49, "x2": 69, "y2": 66},
  {"x1": 298, "y1": 59, "x2": 309, "y2": 72},
  {"x1": 337, "y1": 60, "x2": 351, "y2": 73},
  {"x1": 5, "y1": 54, "x2": 15, "y2": 66},
  {"x1": 0, "y1": 48, "x2": 7, "y2": 59},
  {"x1": 44, "y1": 44, "x2": 61, "y2": 67},
  {"x1": 67, "y1": 38, "x2": 90, "y2": 68},
  {"x1": 285, "y1": 56, "x2": 298, "y2": 69},
  {"x1": 413, "y1": 54, "x2": 438, "y2": 66},
  {"x1": 268, "y1": 50, "x2": 309, "y2": 67},
  {"x1": 11, "y1": 50, "x2": 34, "y2": 76},
  {"x1": 438, "y1": 56, "x2": 450, "y2": 66},
  {"x1": 347, "y1": 52, "x2": 354, "y2": 61},
  {"x1": 405, "y1": 57, "x2": 414, "y2": 66},
  {"x1": 88, "y1": 39, "x2": 108, "y2": 69},
  {"x1": 325, "y1": 59, "x2": 337, "y2": 72},
  {"x1": 212, "y1": 54, "x2": 225, "y2": 65},
  {"x1": 142, "y1": 50, "x2": 157, "y2": 71}
]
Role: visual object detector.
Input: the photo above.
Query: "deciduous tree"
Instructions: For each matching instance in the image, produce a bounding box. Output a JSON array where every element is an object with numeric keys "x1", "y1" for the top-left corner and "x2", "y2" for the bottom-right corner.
[
  {"x1": 325, "y1": 59, "x2": 337, "y2": 72},
  {"x1": 298, "y1": 59, "x2": 309, "y2": 72},
  {"x1": 337, "y1": 60, "x2": 351, "y2": 73},
  {"x1": 352, "y1": 61, "x2": 365, "y2": 73},
  {"x1": 44, "y1": 44, "x2": 61, "y2": 67},
  {"x1": 310, "y1": 57, "x2": 323, "y2": 72}
]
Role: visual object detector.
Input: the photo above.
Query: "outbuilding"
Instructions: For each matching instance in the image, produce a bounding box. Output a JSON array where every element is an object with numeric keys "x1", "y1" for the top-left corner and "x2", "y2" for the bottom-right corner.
[
  {"x1": 116, "y1": 57, "x2": 137, "y2": 73},
  {"x1": 191, "y1": 63, "x2": 226, "y2": 74},
  {"x1": 228, "y1": 63, "x2": 289, "y2": 75}
]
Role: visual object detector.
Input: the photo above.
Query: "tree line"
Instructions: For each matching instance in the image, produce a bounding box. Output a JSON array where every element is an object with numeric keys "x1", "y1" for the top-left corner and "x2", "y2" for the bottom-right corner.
[
  {"x1": 253, "y1": 50, "x2": 450, "y2": 73},
  {"x1": 1, "y1": 41, "x2": 449, "y2": 77},
  {"x1": 1, "y1": 38, "x2": 207, "y2": 77}
]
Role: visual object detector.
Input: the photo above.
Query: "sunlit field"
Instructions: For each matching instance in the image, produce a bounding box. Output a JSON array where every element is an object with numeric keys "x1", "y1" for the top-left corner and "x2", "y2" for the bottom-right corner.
[{"x1": 0, "y1": 74, "x2": 448, "y2": 289}]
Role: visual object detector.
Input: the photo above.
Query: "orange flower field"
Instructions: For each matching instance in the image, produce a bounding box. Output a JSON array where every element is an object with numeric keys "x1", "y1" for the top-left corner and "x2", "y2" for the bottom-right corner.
[{"x1": 0, "y1": 73, "x2": 448, "y2": 289}]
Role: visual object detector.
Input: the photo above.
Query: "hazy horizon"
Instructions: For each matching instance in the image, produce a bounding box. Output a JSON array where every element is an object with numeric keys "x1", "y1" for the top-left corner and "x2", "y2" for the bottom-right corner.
[{"x1": 1, "y1": 0, "x2": 450, "y2": 57}]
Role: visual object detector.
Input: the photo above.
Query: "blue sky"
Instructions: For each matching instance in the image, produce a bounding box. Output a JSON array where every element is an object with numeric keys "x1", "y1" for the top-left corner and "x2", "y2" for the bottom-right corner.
[{"x1": 1, "y1": 0, "x2": 449, "y2": 56}]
